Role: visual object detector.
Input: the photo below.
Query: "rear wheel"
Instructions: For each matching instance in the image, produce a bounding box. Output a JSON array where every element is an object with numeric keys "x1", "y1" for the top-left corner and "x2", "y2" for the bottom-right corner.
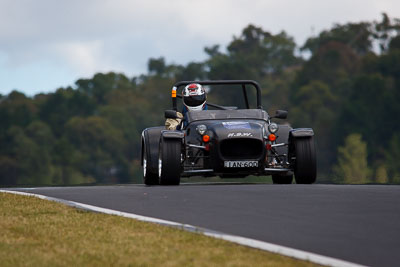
[
  {"x1": 143, "y1": 139, "x2": 159, "y2": 185},
  {"x1": 158, "y1": 138, "x2": 182, "y2": 185},
  {"x1": 293, "y1": 137, "x2": 317, "y2": 184},
  {"x1": 272, "y1": 175, "x2": 293, "y2": 184}
]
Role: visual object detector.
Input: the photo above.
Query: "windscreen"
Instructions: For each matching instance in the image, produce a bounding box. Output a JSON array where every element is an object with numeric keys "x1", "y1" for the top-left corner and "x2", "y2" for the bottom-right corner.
[
  {"x1": 205, "y1": 84, "x2": 257, "y2": 109},
  {"x1": 176, "y1": 83, "x2": 258, "y2": 111}
]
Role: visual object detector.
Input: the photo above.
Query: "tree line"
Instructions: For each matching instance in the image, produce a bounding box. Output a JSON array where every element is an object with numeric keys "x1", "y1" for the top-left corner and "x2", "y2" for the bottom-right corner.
[{"x1": 1, "y1": 13, "x2": 399, "y2": 185}]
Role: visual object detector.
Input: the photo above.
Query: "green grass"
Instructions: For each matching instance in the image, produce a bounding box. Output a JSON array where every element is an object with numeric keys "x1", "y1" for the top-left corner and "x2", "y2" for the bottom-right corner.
[{"x1": 0, "y1": 192, "x2": 319, "y2": 266}]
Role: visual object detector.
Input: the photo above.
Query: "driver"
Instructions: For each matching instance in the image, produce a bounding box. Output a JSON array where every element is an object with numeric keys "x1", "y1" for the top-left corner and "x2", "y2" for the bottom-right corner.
[{"x1": 165, "y1": 83, "x2": 207, "y2": 130}]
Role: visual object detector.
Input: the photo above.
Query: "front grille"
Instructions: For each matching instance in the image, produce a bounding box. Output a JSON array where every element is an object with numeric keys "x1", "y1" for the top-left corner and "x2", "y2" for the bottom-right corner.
[{"x1": 220, "y1": 139, "x2": 263, "y2": 159}]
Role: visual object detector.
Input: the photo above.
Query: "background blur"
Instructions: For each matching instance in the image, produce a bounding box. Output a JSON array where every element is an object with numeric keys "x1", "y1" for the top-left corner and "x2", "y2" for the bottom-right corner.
[{"x1": 0, "y1": 1, "x2": 399, "y2": 185}]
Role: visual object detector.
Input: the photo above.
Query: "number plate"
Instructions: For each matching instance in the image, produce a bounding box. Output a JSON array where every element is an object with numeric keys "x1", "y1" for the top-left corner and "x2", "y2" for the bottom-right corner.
[{"x1": 224, "y1": 161, "x2": 258, "y2": 168}]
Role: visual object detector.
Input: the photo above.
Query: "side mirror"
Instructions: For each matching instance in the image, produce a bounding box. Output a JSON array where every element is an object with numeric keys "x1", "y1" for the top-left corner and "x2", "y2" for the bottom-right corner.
[
  {"x1": 165, "y1": 110, "x2": 178, "y2": 119},
  {"x1": 273, "y1": 110, "x2": 288, "y2": 119}
]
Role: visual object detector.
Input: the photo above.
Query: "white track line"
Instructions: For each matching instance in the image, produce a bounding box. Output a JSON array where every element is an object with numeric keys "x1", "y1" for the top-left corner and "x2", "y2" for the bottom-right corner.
[{"x1": 1, "y1": 189, "x2": 364, "y2": 267}]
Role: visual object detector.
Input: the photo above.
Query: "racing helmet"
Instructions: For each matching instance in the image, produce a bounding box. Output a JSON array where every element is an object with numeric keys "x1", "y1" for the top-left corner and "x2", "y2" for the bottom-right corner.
[{"x1": 182, "y1": 83, "x2": 206, "y2": 111}]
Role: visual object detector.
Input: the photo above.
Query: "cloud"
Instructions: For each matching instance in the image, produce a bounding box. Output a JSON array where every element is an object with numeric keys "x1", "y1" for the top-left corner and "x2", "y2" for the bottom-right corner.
[
  {"x1": 52, "y1": 41, "x2": 106, "y2": 75},
  {"x1": 0, "y1": 0, "x2": 400, "y2": 94}
]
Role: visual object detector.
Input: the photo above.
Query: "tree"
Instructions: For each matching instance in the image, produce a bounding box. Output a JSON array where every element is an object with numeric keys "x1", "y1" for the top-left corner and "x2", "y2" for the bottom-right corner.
[
  {"x1": 302, "y1": 22, "x2": 373, "y2": 56},
  {"x1": 373, "y1": 13, "x2": 400, "y2": 53},
  {"x1": 64, "y1": 116, "x2": 126, "y2": 183},
  {"x1": 338, "y1": 73, "x2": 397, "y2": 161},
  {"x1": 52, "y1": 137, "x2": 93, "y2": 185},
  {"x1": 0, "y1": 91, "x2": 37, "y2": 133},
  {"x1": 147, "y1": 57, "x2": 185, "y2": 79},
  {"x1": 38, "y1": 87, "x2": 96, "y2": 136},
  {"x1": 374, "y1": 165, "x2": 389, "y2": 184},
  {"x1": 176, "y1": 62, "x2": 206, "y2": 81},
  {"x1": 148, "y1": 57, "x2": 167, "y2": 76},
  {"x1": 389, "y1": 35, "x2": 400, "y2": 51},
  {"x1": 294, "y1": 41, "x2": 360, "y2": 95},
  {"x1": 0, "y1": 156, "x2": 17, "y2": 185},
  {"x1": 384, "y1": 134, "x2": 400, "y2": 183},
  {"x1": 76, "y1": 72, "x2": 132, "y2": 104},
  {"x1": 333, "y1": 134, "x2": 370, "y2": 183},
  {"x1": 227, "y1": 24, "x2": 301, "y2": 75},
  {"x1": 5, "y1": 124, "x2": 57, "y2": 185}
]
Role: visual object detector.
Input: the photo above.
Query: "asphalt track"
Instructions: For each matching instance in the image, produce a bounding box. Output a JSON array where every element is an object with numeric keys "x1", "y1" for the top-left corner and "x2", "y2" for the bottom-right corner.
[{"x1": 9, "y1": 184, "x2": 400, "y2": 267}]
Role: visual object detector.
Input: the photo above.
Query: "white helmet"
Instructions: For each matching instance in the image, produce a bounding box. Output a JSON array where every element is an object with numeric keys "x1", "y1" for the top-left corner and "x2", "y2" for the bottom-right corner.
[{"x1": 182, "y1": 83, "x2": 206, "y2": 111}]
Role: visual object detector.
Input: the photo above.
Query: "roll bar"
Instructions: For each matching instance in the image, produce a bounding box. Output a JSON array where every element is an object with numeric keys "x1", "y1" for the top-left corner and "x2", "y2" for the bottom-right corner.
[{"x1": 171, "y1": 80, "x2": 262, "y2": 111}]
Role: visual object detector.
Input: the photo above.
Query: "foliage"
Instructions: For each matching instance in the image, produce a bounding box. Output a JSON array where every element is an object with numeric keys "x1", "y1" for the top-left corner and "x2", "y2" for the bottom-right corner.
[
  {"x1": 301, "y1": 22, "x2": 373, "y2": 56},
  {"x1": 0, "y1": 15, "x2": 399, "y2": 185},
  {"x1": 374, "y1": 165, "x2": 389, "y2": 184},
  {"x1": 333, "y1": 134, "x2": 370, "y2": 183},
  {"x1": 384, "y1": 134, "x2": 400, "y2": 183}
]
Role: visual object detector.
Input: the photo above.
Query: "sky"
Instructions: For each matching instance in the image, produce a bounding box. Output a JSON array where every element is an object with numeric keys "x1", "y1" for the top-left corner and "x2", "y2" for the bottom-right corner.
[{"x1": 0, "y1": 0, "x2": 399, "y2": 96}]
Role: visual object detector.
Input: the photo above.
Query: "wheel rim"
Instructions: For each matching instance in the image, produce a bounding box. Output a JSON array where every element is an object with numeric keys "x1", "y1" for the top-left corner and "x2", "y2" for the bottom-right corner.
[
  {"x1": 143, "y1": 158, "x2": 147, "y2": 177},
  {"x1": 158, "y1": 158, "x2": 162, "y2": 178}
]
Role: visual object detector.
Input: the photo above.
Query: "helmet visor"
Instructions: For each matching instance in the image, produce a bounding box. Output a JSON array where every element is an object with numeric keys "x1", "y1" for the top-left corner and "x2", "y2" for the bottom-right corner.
[{"x1": 184, "y1": 94, "x2": 206, "y2": 107}]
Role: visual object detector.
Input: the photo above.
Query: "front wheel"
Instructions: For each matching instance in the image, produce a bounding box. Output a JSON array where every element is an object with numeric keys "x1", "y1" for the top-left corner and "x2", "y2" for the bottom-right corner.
[
  {"x1": 143, "y1": 140, "x2": 159, "y2": 185},
  {"x1": 293, "y1": 137, "x2": 317, "y2": 184},
  {"x1": 158, "y1": 138, "x2": 182, "y2": 185}
]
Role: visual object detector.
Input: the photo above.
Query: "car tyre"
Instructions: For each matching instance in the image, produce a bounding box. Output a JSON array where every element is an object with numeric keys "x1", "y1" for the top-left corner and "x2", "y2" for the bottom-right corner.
[
  {"x1": 272, "y1": 175, "x2": 293, "y2": 184},
  {"x1": 293, "y1": 137, "x2": 317, "y2": 184},
  {"x1": 158, "y1": 138, "x2": 182, "y2": 185},
  {"x1": 143, "y1": 138, "x2": 159, "y2": 185}
]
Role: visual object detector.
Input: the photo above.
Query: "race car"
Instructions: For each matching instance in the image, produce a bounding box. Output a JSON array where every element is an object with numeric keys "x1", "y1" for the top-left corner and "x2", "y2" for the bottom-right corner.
[{"x1": 141, "y1": 80, "x2": 316, "y2": 185}]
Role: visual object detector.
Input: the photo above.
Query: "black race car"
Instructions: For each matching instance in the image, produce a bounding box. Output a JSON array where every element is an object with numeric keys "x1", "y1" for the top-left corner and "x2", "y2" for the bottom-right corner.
[{"x1": 141, "y1": 80, "x2": 316, "y2": 185}]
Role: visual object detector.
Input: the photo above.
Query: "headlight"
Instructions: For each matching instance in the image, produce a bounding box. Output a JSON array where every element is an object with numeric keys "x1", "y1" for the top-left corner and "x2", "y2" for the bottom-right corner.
[
  {"x1": 268, "y1": 123, "x2": 279, "y2": 134},
  {"x1": 196, "y1": 124, "x2": 207, "y2": 135}
]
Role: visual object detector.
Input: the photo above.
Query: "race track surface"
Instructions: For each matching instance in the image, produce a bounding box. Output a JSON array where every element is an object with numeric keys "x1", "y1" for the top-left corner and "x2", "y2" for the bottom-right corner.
[{"x1": 9, "y1": 184, "x2": 400, "y2": 267}]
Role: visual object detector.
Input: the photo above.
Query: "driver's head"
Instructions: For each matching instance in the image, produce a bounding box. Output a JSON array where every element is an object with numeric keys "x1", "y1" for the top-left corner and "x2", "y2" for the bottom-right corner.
[{"x1": 183, "y1": 83, "x2": 206, "y2": 111}]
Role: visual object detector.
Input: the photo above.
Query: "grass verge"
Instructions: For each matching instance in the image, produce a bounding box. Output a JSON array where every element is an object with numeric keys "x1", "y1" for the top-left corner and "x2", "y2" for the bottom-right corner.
[{"x1": 0, "y1": 192, "x2": 318, "y2": 266}]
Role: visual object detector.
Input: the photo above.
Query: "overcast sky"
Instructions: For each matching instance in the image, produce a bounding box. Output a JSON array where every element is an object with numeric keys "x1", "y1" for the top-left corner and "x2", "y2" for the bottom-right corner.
[{"x1": 0, "y1": 0, "x2": 399, "y2": 96}]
